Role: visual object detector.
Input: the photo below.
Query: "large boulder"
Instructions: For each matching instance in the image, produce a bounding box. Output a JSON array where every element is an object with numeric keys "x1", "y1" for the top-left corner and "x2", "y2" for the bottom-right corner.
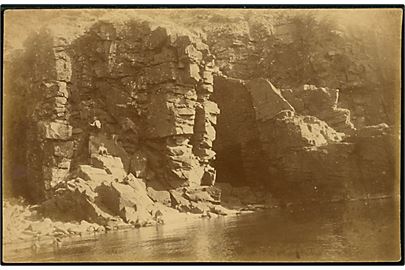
[
  {"x1": 89, "y1": 134, "x2": 130, "y2": 172},
  {"x1": 316, "y1": 107, "x2": 356, "y2": 135},
  {"x1": 91, "y1": 154, "x2": 127, "y2": 181},
  {"x1": 183, "y1": 186, "x2": 221, "y2": 204},
  {"x1": 258, "y1": 110, "x2": 344, "y2": 160},
  {"x1": 169, "y1": 189, "x2": 192, "y2": 212},
  {"x1": 245, "y1": 78, "x2": 295, "y2": 121},
  {"x1": 146, "y1": 180, "x2": 172, "y2": 206},
  {"x1": 122, "y1": 173, "x2": 147, "y2": 191},
  {"x1": 147, "y1": 187, "x2": 172, "y2": 206},
  {"x1": 64, "y1": 177, "x2": 98, "y2": 202},
  {"x1": 75, "y1": 165, "x2": 114, "y2": 190},
  {"x1": 97, "y1": 181, "x2": 155, "y2": 224},
  {"x1": 40, "y1": 178, "x2": 115, "y2": 224},
  {"x1": 281, "y1": 85, "x2": 356, "y2": 134}
]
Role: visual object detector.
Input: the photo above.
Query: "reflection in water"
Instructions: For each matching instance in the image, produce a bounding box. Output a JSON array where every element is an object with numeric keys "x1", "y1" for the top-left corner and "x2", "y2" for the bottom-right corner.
[{"x1": 4, "y1": 198, "x2": 400, "y2": 262}]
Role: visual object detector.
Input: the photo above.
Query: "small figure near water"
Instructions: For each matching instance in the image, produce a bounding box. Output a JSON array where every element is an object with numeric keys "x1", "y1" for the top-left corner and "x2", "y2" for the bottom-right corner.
[
  {"x1": 333, "y1": 89, "x2": 339, "y2": 109},
  {"x1": 90, "y1": 116, "x2": 102, "y2": 130},
  {"x1": 154, "y1": 210, "x2": 164, "y2": 224},
  {"x1": 98, "y1": 143, "x2": 109, "y2": 156}
]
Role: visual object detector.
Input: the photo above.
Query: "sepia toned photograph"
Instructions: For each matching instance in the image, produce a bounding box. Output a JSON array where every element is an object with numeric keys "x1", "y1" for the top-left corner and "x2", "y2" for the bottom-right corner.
[{"x1": 2, "y1": 6, "x2": 403, "y2": 263}]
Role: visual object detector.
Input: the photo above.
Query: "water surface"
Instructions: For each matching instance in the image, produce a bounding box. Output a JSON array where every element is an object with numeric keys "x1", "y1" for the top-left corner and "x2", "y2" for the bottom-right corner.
[{"x1": 4, "y1": 198, "x2": 400, "y2": 262}]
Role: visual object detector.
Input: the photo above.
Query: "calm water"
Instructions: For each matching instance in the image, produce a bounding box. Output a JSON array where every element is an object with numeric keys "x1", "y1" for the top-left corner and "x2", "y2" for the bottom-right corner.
[{"x1": 4, "y1": 198, "x2": 400, "y2": 263}]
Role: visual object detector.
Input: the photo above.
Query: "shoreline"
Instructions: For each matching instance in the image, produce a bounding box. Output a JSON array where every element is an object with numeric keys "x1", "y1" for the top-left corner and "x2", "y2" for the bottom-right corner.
[{"x1": 3, "y1": 194, "x2": 396, "y2": 251}]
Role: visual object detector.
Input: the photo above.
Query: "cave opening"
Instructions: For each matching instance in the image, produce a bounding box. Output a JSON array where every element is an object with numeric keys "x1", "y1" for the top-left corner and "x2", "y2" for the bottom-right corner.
[
  {"x1": 213, "y1": 143, "x2": 246, "y2": 186},
  {"x1": 212, "y1": 76, "x2": 269, "y2": 188}
]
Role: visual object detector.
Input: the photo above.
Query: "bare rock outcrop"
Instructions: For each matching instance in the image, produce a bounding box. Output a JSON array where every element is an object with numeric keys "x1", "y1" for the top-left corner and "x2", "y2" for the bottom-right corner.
[
  {"x1": 280, "y1": 85, "x2": 356, "y2": 134},
  {"x1": 68, "y1": 21, "x2": 218, "y2": 189},
  {"x1": 4, "y1": 15, "x2": 399, "y2": 232},
  {"x1": 245, "y1": 78, "x2": 295, "y2": 121},
  {"x1": 19, "y1": 21, "x2": 221, "y2": 203},
  {"x1": 24, "y1": 35, "x2": 74, "y2": 200},
  {"x1": 213, "y1": 76, "x2": 396, "y2": 203}
]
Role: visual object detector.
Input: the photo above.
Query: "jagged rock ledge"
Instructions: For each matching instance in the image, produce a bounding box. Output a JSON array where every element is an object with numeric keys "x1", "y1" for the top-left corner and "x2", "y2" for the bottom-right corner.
[{"x1": 3, "y1": 179, "x2": 273, "y2": 247}]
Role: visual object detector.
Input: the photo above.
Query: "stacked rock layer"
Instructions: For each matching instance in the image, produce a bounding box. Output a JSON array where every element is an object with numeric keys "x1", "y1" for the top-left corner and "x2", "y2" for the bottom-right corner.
[
  {"x1": 24, "y1": 21, "x2": 220, "y2": 202},
  {"x1": 25, "y1": 36, "x2": 74, "y2": 200}
]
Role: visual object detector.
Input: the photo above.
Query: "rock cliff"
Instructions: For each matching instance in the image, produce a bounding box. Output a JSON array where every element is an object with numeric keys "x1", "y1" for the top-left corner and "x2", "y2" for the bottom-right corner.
[
  {"x1": 3, "y1": 12, "x2": 400, "y2": 234},
  {"x1": 16, "y1": 21, "x2": 220, "y2": 202},
  {"x1": 213, "y1": 77, "x2": 398, "y2": 203}
]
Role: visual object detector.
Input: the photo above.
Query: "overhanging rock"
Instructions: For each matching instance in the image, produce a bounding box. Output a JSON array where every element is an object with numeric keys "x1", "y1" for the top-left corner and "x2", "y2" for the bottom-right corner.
[{"x1": 245, "y1": 78, "x2": 295, "y2": 121}]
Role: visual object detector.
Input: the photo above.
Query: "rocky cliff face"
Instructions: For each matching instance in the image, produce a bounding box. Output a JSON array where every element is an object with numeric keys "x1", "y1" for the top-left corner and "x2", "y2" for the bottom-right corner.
[
  {"x1": 280, "y1": 85, "x2": 355, "y2": 134},
  {"x1": 199, "y1": 12, "x2": 401, "y2": 128},
  {"x1": 4, "y1": 13, "x2": 400, "y2": 228},
  {"x1": 69, "y1": 21, "x2": 220, "y2": 191},
  {"x1": 17, "y1": 21, "x2": 220, "y2": 202},
  {"x1": 212, "y1": 77, "x2": 397, "y2": 203},
  {"x1": 22, "y1": 32, "x2": 74, "y2": 201}
]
